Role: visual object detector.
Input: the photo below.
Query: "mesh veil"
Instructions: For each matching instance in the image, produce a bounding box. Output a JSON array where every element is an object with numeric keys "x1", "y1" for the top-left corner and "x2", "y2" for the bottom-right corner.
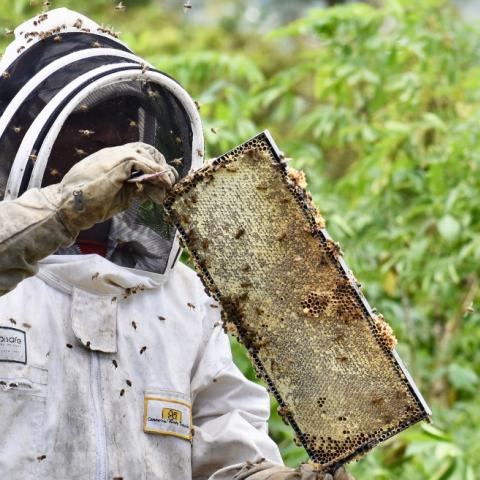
[{"x1": 49, "y1": 80, "x2": 194, "y2": 273}]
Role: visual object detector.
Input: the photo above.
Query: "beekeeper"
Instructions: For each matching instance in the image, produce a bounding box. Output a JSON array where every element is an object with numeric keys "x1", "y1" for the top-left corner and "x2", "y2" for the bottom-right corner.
[{"x1": 0, "y1": 8, "x2": 352, "y2": 480}]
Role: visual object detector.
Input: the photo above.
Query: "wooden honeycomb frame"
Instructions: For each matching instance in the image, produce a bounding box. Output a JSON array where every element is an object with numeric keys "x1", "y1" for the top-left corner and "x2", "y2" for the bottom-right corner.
[{"x1": 164, "y1": 131, "x2": 431, "y2": 471}]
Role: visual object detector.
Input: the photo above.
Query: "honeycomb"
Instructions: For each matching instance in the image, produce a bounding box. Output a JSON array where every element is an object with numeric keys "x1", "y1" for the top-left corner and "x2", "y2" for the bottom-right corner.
[{"x1": 164, "y1": 131, "x2": 430, "y2": 470}]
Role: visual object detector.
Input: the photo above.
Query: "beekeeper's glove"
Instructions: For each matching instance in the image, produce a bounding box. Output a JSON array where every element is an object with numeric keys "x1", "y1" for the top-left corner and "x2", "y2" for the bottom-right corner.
[
  {"x1": 0, "y1": 142, "x2": 176, "y2": 295},
  {"x1": 232, "y1": 461, "x2": 354, "y2": 480},
  {"x1": 43, "y1": 142, "x2": 176, "y2": 235}
]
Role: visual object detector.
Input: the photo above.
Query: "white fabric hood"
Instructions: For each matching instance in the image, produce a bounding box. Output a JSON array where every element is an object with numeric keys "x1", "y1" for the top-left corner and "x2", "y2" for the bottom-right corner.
[
  {"x1": 0, "y1": 8, "x2": 124, "y2": 71},
  {"x1": 0, "y1": 8, "x2": 204, "y2": 275}
]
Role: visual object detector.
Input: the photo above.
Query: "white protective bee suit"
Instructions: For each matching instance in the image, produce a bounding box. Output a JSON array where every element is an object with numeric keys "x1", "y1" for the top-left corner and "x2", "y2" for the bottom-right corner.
[
  {"x1": 0, "y1": 8, "x2": 353, "y2": 480},
  {"x1": 0, "y1": 8, "x2": 284, "y2": 480}
]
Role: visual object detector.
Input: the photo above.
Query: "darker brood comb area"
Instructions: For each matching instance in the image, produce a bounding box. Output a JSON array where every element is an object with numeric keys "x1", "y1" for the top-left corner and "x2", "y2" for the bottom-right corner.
[{"x1": 164, "y1": 132, "x2": 430, "y2": 469}]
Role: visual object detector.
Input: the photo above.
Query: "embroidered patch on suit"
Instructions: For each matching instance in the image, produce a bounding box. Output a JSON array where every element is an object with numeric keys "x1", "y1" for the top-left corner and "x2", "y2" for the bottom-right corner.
[
  {"x1": 0, "y1": 327, "x2": 27, "y2": 364},
  {"x1": 144, "y1": 395, "x2": 192, "y2": 440}
]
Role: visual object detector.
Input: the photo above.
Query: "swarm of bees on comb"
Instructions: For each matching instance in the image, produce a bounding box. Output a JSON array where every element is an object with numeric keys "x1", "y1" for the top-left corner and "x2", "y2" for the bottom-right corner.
[{"x1": 164, "y1": 131, "x2": 430, "y2": 471}]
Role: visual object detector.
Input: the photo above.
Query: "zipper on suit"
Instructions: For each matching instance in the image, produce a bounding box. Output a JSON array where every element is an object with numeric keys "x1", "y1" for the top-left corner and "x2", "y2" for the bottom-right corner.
[{"x1": 91, "y1": 352, "x2": 107, "y2": 480}]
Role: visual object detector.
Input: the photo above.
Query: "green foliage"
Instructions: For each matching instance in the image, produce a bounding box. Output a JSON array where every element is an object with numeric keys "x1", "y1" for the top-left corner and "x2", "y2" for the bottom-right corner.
[
  {"x1": 170, "y1": 1, "x2": 480, "y2": 475},
  {"x1": 1, "y1": 0, "x2": 480, "y2": 477}
]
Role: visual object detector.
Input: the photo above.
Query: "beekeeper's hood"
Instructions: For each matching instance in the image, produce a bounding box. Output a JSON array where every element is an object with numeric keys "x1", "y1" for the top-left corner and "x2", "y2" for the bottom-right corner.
[{"x1": 0, "y1": 8, "x2": 203, "y2": 274}]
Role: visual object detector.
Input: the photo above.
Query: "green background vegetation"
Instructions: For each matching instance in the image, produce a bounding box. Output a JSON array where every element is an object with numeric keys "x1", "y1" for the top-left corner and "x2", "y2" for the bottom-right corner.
[{"x1": 1, "y1": 0, "x2": 479, "y2": 478}]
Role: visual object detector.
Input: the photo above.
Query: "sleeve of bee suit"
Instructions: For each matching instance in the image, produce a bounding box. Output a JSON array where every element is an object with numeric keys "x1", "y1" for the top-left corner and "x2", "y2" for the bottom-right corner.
[
  {"x1": 0, "y1": 187, "x2": 74, "y2": 296},
  {"x1": 191, "y1": 305, "x2": 284, "y2": 480},
  {"x1": 0, "y1": 143, "x2": 176, "y2": 296}
]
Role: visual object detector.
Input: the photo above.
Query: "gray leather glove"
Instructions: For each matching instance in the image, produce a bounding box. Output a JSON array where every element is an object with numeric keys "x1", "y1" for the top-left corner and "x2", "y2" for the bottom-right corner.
[
  {"x1": 42, "y1": 142, "x2": 176, "y2": 236},
  {"x1": 232, "y1": 460, "x2": 354, "y2": 480},
  {"x1": 0, "y1": 142, "x2": 176, "y2": 295}
]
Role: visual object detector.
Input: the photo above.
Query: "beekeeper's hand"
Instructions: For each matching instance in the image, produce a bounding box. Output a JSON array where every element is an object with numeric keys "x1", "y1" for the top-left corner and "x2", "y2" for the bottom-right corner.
[
  {"x1": 42, "y1": 142, "x2": 177, "y2": 236},
  {"x1": 0, "y1": 142, "x2": 176, "y2": 296},
  {"x1": 232, "y1": 461, "x2": 354, "y2": 480}
]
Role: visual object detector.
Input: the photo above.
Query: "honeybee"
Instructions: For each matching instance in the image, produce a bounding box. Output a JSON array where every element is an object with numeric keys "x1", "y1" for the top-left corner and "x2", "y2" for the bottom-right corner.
[
  {"x1": 187, "y1": 302, "x2": 196, "y2": 310},
  {"x1": 131, "y1": 321, "x2": 137, "y2": 330},
  {"x1": 91, "y1": 41, "x2": 102, "y2": 48},
  {"x1": 120, "y1": 389, "x2": 125, "y2": 396},
  {"x1": 78, "y1": 129, "x2": 95, "y2": 137},
  {"x1": 327, "y1": 239, "x2": 343, "y2": 258},
  {"x1": 293, "y1": 436, "x2": 303, "y2": 447},
  {"x1": 235, "y1": 228, "x2": 245, "y2": 239},
  {"x1": 115, "y1": 2, "x2": 126, "y2": 11},
  {"x1": 333, "y1": 333, "x2": 345, "y2": 342},
  {"x1": 171, "y1": 158, "x2": 183, "y2": 167},
  {"x1": 126, "y1": 380, "x2": 132, "y2": 387},
  {"x1": 112, "y1": 359, "x2": 118, "y2": 368},
  {"x1": 203, "y1": 173, "x2": 214, "y2": 184},
  {"x1": 277, "y1": 406, "x2": 292, "y2": 417},
  {"x1": 74, "y1": 148, "x2": 87, "y2": 157},
  {"x1": 225, "y1": 163, "x2": 238, "y2": 172},
  {"x1": 254, "y1": 338, "x2": 269, "y2": 348},
  {"x1": 139, "y1": 346, "x2": 147, "y2": 354}
]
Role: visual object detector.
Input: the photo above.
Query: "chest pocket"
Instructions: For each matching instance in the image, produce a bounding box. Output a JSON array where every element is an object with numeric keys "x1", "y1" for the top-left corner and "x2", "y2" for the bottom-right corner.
[{"x1": 0, "y1": 363, "x2": 48, "y2": 480}]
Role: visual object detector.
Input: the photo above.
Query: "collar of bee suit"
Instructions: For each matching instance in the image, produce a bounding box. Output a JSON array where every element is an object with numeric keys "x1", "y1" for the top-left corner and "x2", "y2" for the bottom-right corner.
[
  {"x1": 36, "y1": 254, "x2": 165, "y2": 353},
  {"x1": 37, "y1": 254, "x2": 165, "y2": 294}
]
